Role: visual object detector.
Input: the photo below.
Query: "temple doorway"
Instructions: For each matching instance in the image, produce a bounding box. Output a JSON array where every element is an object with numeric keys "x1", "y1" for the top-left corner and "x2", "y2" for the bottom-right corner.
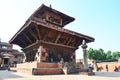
[{"x1": 3, "y1": 58, "x2": 9, "y2": 64}]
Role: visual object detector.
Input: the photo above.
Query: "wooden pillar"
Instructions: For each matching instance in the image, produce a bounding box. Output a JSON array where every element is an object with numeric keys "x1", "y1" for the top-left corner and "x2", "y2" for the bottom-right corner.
[
  {"x1": 27, "y1": 51, "x2": 31, "y2": 62},
  {"x1": 30, "y1": 51, "x2": 33, "y2": 62},
  {"x1": 31, "y1": 50, "x2": 34, "y2": 61},
  {"x1": 25, "y1": 53, "x2": 28, "y2": 62},
  {"x1": 28, "y1": 52, "x2": 30, "y2": 62}
]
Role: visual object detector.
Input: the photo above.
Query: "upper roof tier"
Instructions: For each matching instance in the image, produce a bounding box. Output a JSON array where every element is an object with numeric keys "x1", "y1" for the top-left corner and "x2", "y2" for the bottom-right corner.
[{"x1": 29, "y1": 4, "x2": 75, "y2": 27}]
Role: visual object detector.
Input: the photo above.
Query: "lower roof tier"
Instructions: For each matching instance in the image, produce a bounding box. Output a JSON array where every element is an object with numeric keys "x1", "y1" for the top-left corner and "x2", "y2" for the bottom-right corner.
[{"x1": 9, "y1": 19, "x2": 94, "y2": 50}]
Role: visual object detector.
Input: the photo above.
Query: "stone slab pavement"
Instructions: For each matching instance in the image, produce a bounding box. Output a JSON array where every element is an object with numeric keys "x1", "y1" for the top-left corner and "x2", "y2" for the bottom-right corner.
[{"x1": 0, "y1": 70, "x2": 120, "y2": 80}]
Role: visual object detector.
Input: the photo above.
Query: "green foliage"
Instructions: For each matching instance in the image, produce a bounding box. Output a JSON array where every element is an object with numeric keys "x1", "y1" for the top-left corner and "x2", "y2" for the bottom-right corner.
[
  {"x1": 87, "y1": 48, "x2": 94, "y2": 59},
  {"x1": 96, "y1": 59, "x2": 118, "y2": 63},
  {"x1": 87, "y1": 48, "x2": 120, "y2": 62},
  {"x1": 106, "y1": 51, "x2": 112, "y2": 59},
  {"x1": 112, "y1": 51, "x2": 120, "y2": 59}
]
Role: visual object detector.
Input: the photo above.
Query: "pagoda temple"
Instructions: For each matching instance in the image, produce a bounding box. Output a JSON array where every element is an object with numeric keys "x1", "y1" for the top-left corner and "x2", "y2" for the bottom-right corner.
[{"x1": 9, "y1": 4, "x2": 94, "y2": 75}]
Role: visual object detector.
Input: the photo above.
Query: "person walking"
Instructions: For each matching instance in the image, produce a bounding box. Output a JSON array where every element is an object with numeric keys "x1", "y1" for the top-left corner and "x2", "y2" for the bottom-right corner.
[{"x1": 106, "y1": 64, "x2": 108, "y2": 72}]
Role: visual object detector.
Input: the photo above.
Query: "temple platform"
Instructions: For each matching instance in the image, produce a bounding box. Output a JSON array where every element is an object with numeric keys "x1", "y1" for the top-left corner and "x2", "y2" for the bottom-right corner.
[
  {"x1": 10, "y1": 62, "x2": 36, "y2": 74},
  {"x1": 32, "y1": 62, "x2": 64, "y2": 75},
  {"x1": 11, "y1": 62, "x2": 64, "y2": 75},
  {"x1": 32, "y1": 68, "x2": 63, "y2": 75}
]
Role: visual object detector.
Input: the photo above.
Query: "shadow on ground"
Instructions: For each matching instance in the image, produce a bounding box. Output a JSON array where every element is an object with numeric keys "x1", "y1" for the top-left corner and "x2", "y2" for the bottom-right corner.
[
  {"x1": 95, "y1": 72, "x2": 120, "y2": 77},
  {"x1": 0, "y1": 70, "x2": 23, "y2": 80}
]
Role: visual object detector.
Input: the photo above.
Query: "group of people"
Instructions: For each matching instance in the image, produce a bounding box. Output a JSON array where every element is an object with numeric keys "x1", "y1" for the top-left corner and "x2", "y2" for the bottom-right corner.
[
  {"x1": 106, "y1": 64, "x2": 120, "y2": 72},
  {"x1": 114, "y1": 66, "x2": 120, "y2": 72}
]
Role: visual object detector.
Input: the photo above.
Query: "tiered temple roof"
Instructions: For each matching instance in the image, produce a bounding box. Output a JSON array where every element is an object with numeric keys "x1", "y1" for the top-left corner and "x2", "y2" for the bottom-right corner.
[{"x1": 9, "y1": 4, "x2": 94, "y2": 50}]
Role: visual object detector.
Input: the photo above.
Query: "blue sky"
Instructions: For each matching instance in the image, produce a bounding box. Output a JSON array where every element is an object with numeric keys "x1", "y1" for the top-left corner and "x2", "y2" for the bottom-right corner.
[{"x1": 0, "y1": 0, "x2": 120, "y2": 59}]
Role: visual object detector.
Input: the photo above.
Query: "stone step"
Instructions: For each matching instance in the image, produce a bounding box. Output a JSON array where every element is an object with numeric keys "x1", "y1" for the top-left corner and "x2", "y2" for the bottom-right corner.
[
  {"x1": 32, "y1": 68, "x2": 64, "y2": 75},
  {"x1": 17, "y1": 62, "x2": 37, "y2": 69},
  {"x1": 0, "y1": 67, "x2": 7, "y2": 70},
  {"x1": 37, "y1": 63, "x2": 63, "y2": 68}
]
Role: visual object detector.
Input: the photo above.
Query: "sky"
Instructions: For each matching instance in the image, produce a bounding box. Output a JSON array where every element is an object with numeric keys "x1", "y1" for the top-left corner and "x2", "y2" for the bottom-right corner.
[{"x1": 0, "y1": 0, "x2": 120, "y2": 59}]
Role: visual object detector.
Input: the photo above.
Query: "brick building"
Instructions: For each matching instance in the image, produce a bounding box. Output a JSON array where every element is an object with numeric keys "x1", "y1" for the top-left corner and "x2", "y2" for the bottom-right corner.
[{"x1": 0, "y1": 39, "x2": 24, "y2": 69}]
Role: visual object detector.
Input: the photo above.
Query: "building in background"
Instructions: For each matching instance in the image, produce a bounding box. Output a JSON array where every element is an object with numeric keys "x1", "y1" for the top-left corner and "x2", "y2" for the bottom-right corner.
[{"x1": 0, "y1": 39, "x2": 24, "y2": 69}]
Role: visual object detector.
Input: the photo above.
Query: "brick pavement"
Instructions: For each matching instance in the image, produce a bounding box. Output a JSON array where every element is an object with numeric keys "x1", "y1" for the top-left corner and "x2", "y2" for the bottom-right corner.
[{"x1": 0, "y1": 70, "x2": 120, "y2": 80}]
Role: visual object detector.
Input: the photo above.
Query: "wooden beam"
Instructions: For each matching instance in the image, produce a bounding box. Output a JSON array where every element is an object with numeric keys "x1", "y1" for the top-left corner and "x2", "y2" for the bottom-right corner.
[
  {"x1": 22, "y1": 41, "x2": 39, "y2": 51},
  {"x1": 76, "y1": 39, "x2": 82, "y2": 47},
  {"x1": 20, "y1": 39, "x2": 28, "y2": 46},
  {"x1": 55, "y1": 33, "x2": 62, "y2": 43},
  {"x1": 40, "y1": 40, "x2": 76, "y2": 49},
  {"x1": 32, "y1": 20, "x2": 94, "y2": 42},
  {"x1": 22, "y1": 40, "x2": 76, "y2": 51},
  {"x1": 29, "y1": 28, "x2": 38, "y2": 40},
  {"x1": 34, "y1": 24, "x2": 41, "y2": 40},
  {"x1": 10, "y1": 21, "x2": 32, "y2": 43},
  {"x1": 23, "y1": 33, "x2": 33, "y2": 44},
  {"x1": 67, "y1": 37, "x2": 73, "y2": 45},
  {"x1": 63, "y1": 36, "x2": 69, "y2": 45},
  {"x1": 43, "y1": 29, "x2": 50, "y2": 41}
]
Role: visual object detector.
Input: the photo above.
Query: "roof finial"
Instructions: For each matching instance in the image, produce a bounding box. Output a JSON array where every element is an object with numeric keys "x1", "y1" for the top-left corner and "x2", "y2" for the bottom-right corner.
[{"x1": 50, "y1": 4, "x2": 52, "y2": 8}]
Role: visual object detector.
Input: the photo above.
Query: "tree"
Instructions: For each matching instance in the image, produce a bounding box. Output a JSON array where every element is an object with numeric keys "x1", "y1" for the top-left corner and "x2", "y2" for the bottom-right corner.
[
  {"x1": 87, "y1": 48, "x2": 104, "y2": 60},
  {"x1": 92, "y1": 49, "x2": 100, "y2": 60},
  {"x1": 106, "y1": 51, "x2": 112, "y2": 60},
  {"x1": 112, "y1": 51, "x2": 120, "y2": 60},
  {"x1": 87, "y1": 48, "x2": 94, "y2": 59},
  {"x1": 87, "y1": 48, "x2": 120, "y2": 62},
  {"x1": 98, "y1": 48, "x2": 106, "y2": 60}
]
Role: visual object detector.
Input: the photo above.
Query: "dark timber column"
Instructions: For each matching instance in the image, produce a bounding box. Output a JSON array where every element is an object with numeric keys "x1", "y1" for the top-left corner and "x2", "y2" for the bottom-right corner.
[
  {"x1": 28, "y1": 52, "x2": 30, "y2": 62},
  {"x1": 25, "y1": 53, "x2": 28, "y2": 62},
  {"x1": 81, "y1": 40, "x2": 88, "y2": 71}
]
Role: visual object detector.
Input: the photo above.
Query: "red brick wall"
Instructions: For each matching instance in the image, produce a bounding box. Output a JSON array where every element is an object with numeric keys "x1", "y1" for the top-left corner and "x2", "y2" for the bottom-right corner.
[
  {"x1": 33, "y1": 68, "x2": 63, "y2": 75},
  {"x1": 97, "y1": 62, "x2": 120, "y2": 72},
  {"x1": 37, "y1": 63, "x2": 58, "y2": 68}
]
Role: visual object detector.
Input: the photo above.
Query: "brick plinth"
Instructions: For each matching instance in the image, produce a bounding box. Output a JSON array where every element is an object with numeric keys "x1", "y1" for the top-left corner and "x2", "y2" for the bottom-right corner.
[
  {"x1": 37, "y1": 63, "x2": 58, "y2": 68},
  {"x1": 32, "y1": 68, "x2": 64, "y2": 75},
  {"x1": 11, "y1": 62, "x2": 64, "y2": 75},
  {"x1": 33, "y1": 63, "x2": 64, "y2": 75}
]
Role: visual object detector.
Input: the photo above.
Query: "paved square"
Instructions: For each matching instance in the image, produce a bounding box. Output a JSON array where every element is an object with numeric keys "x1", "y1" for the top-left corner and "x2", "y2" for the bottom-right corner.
[{"x1": 0, "y1": 70, "x2": 120, "y2": 80}]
